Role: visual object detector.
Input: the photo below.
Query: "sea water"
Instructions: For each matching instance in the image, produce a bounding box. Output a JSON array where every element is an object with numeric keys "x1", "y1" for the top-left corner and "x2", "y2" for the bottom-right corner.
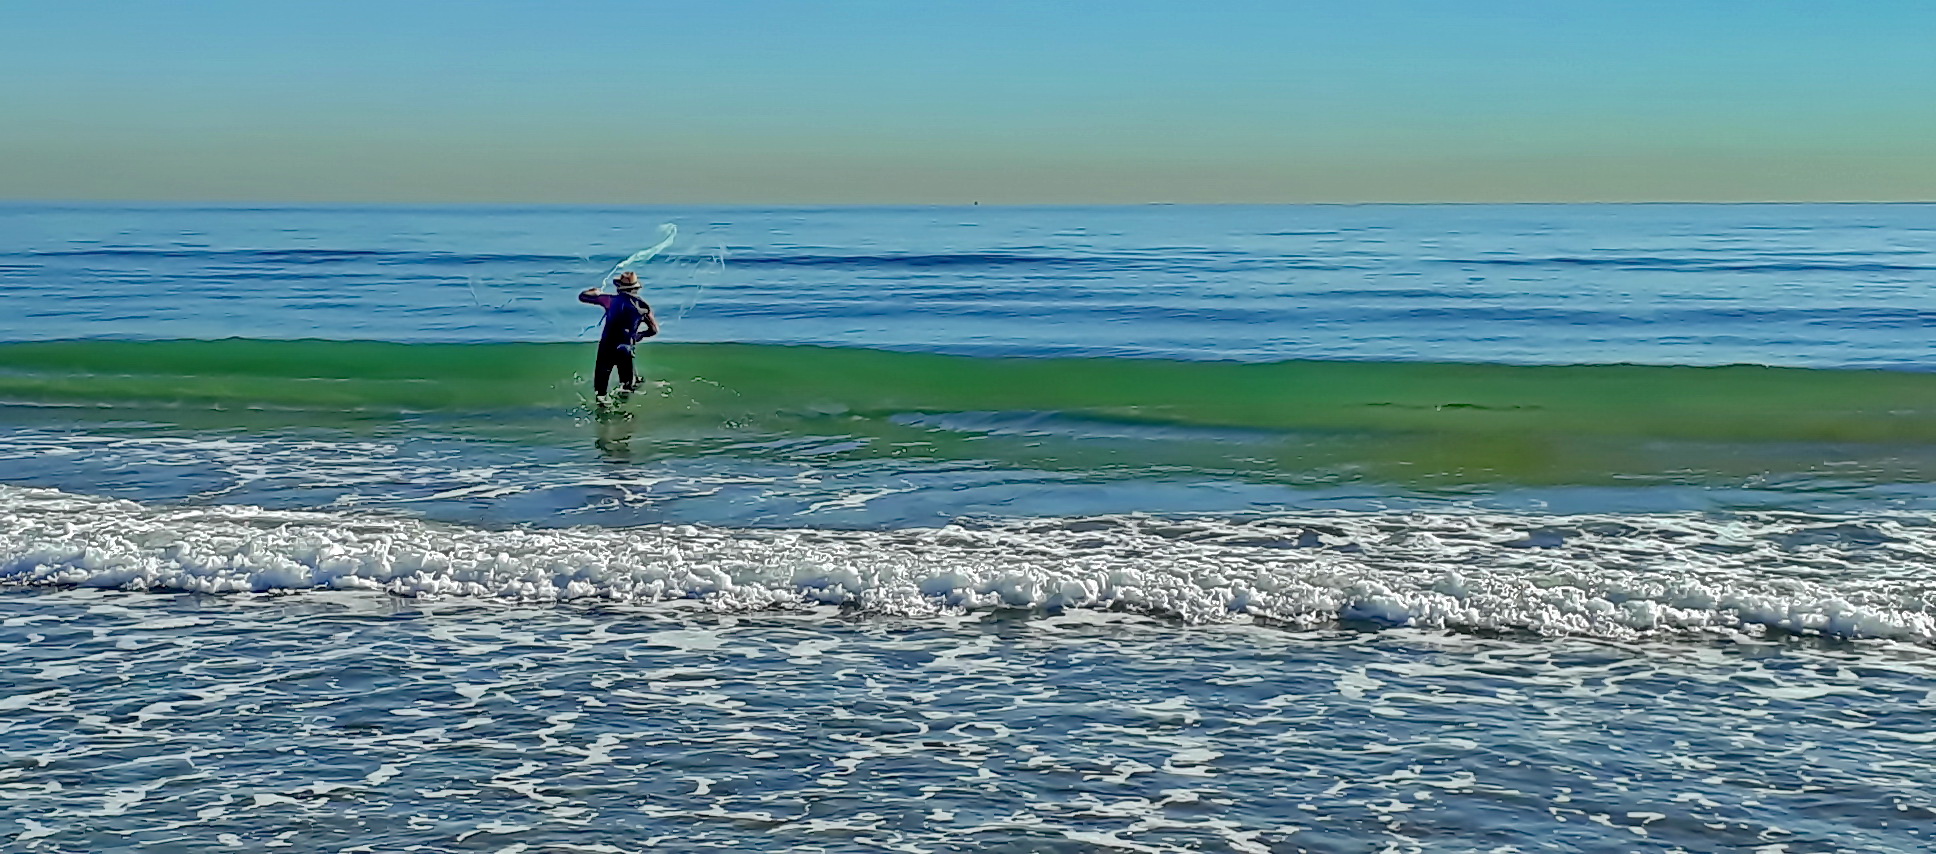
[{"x1": 2, "y1": 203, "x2": 1934, "y2": 852}]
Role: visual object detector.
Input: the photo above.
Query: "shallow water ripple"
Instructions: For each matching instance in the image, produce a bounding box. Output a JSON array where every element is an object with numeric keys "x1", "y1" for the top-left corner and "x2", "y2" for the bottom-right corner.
[{"x1": 3, "y1": 590, "x2": 1933, "y2": 853}]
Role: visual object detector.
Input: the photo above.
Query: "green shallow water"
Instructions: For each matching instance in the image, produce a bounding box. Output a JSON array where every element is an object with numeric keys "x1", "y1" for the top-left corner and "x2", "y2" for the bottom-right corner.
[
  {"x1": 6, "y1": 339, "x2": 1936, "y2": 492},
  {"x1": 5, "y1": 338, "x2": 1936, "y2": 441}
]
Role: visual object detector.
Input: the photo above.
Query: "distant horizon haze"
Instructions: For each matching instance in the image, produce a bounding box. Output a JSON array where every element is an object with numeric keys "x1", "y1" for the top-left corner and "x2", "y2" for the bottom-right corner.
[{"x1": 5, "y1": 1, "x2": 1933, "y2": 205}]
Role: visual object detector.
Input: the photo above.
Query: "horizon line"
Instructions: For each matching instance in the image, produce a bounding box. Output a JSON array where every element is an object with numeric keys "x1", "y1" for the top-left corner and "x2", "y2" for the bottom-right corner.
[{"x1": 6, "y1": 197, "x2": 1935, "y2": 210}]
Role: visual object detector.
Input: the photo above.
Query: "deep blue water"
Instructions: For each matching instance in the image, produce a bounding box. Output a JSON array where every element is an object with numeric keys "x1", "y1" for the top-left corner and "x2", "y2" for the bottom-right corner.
[{"x1": 5, "y1": 202, "x2": 1933, "y2": 365}]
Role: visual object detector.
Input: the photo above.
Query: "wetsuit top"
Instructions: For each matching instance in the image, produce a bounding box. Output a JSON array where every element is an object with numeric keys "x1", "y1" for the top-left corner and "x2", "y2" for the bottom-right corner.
[{"x1": 580, "y1": 292, "x2": 650, "y2": 345}]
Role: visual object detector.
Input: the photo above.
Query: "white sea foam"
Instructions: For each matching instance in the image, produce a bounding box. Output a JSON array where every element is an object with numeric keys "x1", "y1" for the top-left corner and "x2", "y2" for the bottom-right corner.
[{"x1": 2, "y1": 485, "x2": 1932, "y2": 642}]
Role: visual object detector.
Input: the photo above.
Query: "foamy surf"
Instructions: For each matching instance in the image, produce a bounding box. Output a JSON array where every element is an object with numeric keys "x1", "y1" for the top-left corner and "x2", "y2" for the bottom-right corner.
[{"x1": 4, "y1": 484, "x2": 1929, "y2": 643}]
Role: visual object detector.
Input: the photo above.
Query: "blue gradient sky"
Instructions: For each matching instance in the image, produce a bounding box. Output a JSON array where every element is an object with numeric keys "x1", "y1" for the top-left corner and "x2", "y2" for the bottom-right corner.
[{"x1": 4, "y1": 1, "x2": 1932, "y2": 203}]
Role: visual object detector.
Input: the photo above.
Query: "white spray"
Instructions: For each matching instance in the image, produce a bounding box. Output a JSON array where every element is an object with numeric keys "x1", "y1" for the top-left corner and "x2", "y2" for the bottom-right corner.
[
  {"x1": 603, "y1": 223, "x2": 678, "y2": 283},
  {"x1": 468, "y1": 222, "x2": 722, "y2": 337},
  {"x1": 605, "y1": 223, "x2": 725, "y2": 323}
]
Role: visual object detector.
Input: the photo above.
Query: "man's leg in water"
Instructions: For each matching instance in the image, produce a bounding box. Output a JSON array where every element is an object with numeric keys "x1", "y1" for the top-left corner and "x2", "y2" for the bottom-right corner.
[
  {"x1": 617, "y1": 349, "x2": 637, "y2": 392},
  {"x1": 593, "y1": 345, "x2": 617, "y2": 398}
]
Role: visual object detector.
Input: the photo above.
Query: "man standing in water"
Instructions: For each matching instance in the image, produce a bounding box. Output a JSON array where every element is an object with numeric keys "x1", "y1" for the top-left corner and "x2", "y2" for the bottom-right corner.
[{"x1": 579, "y1": 270, "x2": 659, "y2": 403}]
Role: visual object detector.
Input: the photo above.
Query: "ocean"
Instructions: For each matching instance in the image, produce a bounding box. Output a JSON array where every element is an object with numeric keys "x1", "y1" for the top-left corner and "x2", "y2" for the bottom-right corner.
[{"x1": 2, "y1": 202, "x2": 1934, "y2": 852}]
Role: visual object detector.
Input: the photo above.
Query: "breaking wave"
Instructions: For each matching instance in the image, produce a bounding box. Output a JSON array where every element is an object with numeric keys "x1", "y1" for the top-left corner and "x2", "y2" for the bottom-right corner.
[{"x1": 4, "y1": 485, "x2": 1931, "y2": 643}]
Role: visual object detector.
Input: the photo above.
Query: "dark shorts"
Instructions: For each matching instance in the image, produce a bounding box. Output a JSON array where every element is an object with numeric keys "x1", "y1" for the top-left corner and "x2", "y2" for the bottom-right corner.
[{"x1": 593, "y1": 340, "x2": 635, "y2": 397}]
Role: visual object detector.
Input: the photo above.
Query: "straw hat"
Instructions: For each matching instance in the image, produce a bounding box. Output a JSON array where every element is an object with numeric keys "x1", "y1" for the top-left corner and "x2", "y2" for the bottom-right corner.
[{"x1": 614, "y1": 271, "x2": 641, "y2": 291}]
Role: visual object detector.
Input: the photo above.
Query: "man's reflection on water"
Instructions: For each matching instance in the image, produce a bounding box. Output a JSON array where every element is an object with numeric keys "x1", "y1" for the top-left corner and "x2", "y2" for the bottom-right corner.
[{"x1": 593, "y1": 409, "x2": 637, "y2": 462}]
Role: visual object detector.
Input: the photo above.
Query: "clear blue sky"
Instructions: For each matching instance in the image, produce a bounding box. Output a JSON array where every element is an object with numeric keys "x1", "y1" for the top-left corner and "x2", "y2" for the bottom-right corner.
[{"x1": 4, "y1": 0, "x2": 1932, "y2": 203}]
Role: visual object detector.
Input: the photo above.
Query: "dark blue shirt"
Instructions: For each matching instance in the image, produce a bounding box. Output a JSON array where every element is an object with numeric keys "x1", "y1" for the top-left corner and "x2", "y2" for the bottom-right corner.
[{"x1": 580, "y1": 292, "x2": 650, "y2": 345}]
